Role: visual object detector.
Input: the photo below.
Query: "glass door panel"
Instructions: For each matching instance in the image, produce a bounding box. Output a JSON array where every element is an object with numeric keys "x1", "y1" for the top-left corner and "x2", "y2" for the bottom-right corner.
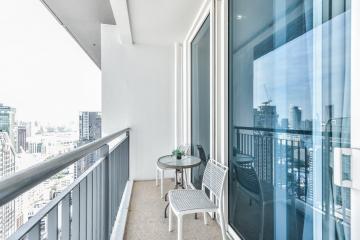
[
  {"x1": 191, "y1": 16, "x2": 211, "y2": 189},
  {"x1": 228, "y1": 0, "x2": 351, "y2": 239}
]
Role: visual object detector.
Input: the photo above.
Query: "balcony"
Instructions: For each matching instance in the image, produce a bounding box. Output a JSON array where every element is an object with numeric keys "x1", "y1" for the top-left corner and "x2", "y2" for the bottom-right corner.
[
  {"x1": 1, "y1": 0, "x2": 359, "y2": 239},
  {"x1": 0, "y1": 129, "x2": 222, "y2": 240}
]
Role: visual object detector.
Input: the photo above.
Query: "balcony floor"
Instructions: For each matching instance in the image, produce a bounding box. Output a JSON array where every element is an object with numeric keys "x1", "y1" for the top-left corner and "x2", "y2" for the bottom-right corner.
[{"x1": 124, "y1": 180, "x2": 222, "y2": 240}]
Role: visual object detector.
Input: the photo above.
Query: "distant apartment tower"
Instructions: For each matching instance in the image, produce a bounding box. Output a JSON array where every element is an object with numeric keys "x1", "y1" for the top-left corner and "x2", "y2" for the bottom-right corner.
[
  {"x1": 289, "y1": 106, "x2": 302, "y2": 130},
  {"x1": 253, "y1": 104, "x2": 278, "y2": 129},
  {"x1": 17, "y1": 121, "x2": 32, "y2": 138},
  {"x1": 324, "y1": 104, "x2": 334, "y2": 124},
  {"x1": 17, "y1": 126, "x2": 27, "y2": 153},
  {"x1": 75, "y1": 112, "x2": 102, "y2": 178},
  {"x1": 79, "y1": 112, "x2": 101, "y2": 142},
  {"x1": 301, "y1": 120, "x2": 313, "y2": 131},
  {"x1": 0, "y1": 104, "x2": 16, "y2": 147},
  {"x1": 280, "y1": 118, "x2": 289, "y2": 129},
  {"x1": 0, "y1": 132, "x2": 16, "y2": 239}
]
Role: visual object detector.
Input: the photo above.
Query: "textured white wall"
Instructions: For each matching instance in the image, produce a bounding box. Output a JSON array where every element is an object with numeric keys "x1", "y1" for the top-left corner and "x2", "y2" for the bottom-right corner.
[{"x1": 101, "y1": 24, "x2": 175, "y2": 180}]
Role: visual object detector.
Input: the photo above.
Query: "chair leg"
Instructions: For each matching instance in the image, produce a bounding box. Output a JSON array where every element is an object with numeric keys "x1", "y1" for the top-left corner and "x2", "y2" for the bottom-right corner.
[
  {"x1": 260, "y1": 202, "x2": 265, "y2": 240},
  {"x1": 203, "y1": 212, "x2": 208, "y2": 225},
  {"x1": 177, "y1": 215, "x2": 183, "y2": 240},
  {"x1": 218, "y1": 209, "x2": 226, "y2": 240},
  {"x1": 169, "y1": 206, "x2": 173, "y2": 232},
  {"x1": 160, "y1": 169, "x2": 164, "y2": 198},
  {"x1": 183, "y1": 169, "x2": 187, "y2": 189}
]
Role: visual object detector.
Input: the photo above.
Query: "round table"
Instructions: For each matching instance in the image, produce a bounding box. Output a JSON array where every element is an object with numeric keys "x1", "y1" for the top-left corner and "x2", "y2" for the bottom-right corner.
[
  {"x1": 233, "y1": 154, "x2": 254, "y2": 164},
  {"x1": 157, "y1": 155, "x2": 201, "y2": 217},
  {"x1": 158, "y1": 155, "x2": 201, "y2": 169}
]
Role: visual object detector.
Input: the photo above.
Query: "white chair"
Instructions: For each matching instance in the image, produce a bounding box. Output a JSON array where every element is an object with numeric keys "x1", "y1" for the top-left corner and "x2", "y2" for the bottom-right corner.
[
  {"x1": 168, "y1": 159, "x2": 228, "y2": 240},
  {"x1": 156, "y1": 144, "x2": 190, "y2": 198}
]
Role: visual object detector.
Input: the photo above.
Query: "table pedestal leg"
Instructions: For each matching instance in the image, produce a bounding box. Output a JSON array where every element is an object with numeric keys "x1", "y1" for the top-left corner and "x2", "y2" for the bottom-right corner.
[{"x1": 165, "y1": 169, "x2": 185, "y2": 218}]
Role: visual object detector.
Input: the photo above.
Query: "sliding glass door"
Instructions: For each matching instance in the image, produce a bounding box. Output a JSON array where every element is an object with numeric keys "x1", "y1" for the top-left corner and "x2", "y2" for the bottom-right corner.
[
  {"x1": 191, "y1": 16, "x2": 211, "y2": 189},
  {"x1": 229, "y1": 0, "x2": 352, "y2": 239}
]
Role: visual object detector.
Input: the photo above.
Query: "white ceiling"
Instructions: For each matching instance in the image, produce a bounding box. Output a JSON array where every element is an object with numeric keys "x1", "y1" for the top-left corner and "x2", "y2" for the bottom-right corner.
[
  {"x1": 127, "y1": 0, "x2": 205, "y2": 45},
  {"x1": 41, "y1": 0, "x2": 115, "y2": 68},
  {"x1": 42, "y1": 0, "x2": 205, "y2": 68}
]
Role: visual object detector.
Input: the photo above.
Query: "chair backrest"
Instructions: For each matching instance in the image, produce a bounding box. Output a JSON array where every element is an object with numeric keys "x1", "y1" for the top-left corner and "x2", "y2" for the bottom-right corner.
[
  {"x1": 202, "y1": 159, "x2": 228, "y2": 199},
  {"x1": 179, "y1": 144, "x2": 191, "y2": 155},
  {"x1": 233, "y1": 162, "x2": 261, "y2": 196},
  {"x1": 196, "y1": 145, "x2": 208, "y2": 165}
]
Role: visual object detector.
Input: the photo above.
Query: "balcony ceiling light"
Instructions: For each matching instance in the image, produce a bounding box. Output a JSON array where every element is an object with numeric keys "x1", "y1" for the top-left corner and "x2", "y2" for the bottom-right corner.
[{"x1": 236, "y1": 14, "x2": 244, "y2": 21}]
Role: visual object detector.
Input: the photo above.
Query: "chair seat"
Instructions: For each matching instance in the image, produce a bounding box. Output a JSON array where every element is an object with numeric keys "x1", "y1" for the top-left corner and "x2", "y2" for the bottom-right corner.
[{"x1": 169, "y1": 189, "x2": 217, "y2": 213}]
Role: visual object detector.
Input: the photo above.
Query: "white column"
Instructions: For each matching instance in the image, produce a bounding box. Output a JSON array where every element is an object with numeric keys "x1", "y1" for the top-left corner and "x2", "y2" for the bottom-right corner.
[{"x1": 174, "y1": 43, "x2": 183, "y2": 147}]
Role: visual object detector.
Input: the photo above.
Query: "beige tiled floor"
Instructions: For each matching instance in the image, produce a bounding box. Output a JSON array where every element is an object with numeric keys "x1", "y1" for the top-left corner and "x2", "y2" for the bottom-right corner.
[{"x1": 124, "y1": 180, "x2": 222, "y2": 240}]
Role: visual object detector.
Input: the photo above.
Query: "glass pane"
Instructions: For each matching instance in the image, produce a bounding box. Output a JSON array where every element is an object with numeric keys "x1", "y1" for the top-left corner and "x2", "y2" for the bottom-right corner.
[
  {"x1": 229, "y1": 0, "x2": 351, "y2": 239},
  {"x1": 191, "y1": 16, "x2": 211, "y2": 189}
]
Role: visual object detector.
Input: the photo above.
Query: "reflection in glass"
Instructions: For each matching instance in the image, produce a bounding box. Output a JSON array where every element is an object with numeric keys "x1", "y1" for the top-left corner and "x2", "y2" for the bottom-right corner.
[
  {"x1": 229, "y1": 1, "x2": 351, "y2": 239},
  {"x1": 191, "y1": 16, "x2": 211, "y2": 189}
]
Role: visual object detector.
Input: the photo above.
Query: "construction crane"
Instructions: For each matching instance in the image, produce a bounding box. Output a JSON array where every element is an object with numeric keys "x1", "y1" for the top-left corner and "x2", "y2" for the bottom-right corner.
[{"x1": 262, "y1": 84, "x2": 272, "y2": 106}]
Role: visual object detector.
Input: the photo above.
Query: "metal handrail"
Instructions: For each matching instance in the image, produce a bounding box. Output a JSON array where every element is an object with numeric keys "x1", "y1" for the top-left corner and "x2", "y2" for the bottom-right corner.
[
  {"x1": 234, "y1": 126, "x2": 312, "y2": 135},
  {"x1": 8, "y1": 156, "x2": 105, "y2": 240},
  {"x1": 0, "y1": 127, "x2": 130, "y2": 206}
]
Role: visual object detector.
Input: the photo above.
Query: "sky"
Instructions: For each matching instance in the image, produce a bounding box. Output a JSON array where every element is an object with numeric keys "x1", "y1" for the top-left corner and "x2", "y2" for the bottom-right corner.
[{"x1": 0, "y1": 0, "x2": 101, "y2": 125}]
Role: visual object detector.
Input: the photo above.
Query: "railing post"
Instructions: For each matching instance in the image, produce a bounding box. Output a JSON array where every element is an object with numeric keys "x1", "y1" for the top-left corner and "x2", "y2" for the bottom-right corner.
[
  {"x1": 103, "y1": 144, "x2": 110, "y2": 240},
  {"x1": 236, "y1": 128, "x2": 240, "y2": 154},
  {"x1": 127, "y1": 130, "x2": 130, "y2": 180}
]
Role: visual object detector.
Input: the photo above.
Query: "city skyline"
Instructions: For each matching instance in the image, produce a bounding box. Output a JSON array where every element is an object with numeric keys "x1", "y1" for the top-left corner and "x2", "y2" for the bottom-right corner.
[
  {"x1": 253, "y1": 103, "x2": 313, "y2": 131},
  {"x1": 0, "y1": 101, "x2": 102, "y2": 237}
]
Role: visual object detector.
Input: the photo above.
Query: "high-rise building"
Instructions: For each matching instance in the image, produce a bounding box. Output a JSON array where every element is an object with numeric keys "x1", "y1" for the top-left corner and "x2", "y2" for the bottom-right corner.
[
  {"x1": 253, "y1": 104, "x2": 278, "y2": 129},
  {"x1": 0, "y1": 132, "x2": 16, "y2": 239},
  {"x1": 289, "y1": 106, "x2": 302, "y2": 130},
  {"x1": 75, "y1": 112, "x2": 102, "y2": 178},
  {"x1": 280, "y1": 118, "x2": 289, "y2": 129},
  {"x1": 324, "y1": 104, "x2": 334, "y2": 124},
  {"x1": 301, "y1": 119, "x2": 313, "y2": 131},
  {"x1": 17, "y1": 121, "x2": 32, "y2": 138},
  {"x1": 79, "y1": 112, "x2": 101, "y2": 142},
  {"x1": 17, "y1": 126, "x2": 27, "y2": 153},
  {"x1": 0, "y1": 104, "x2": 16, "y2": 147}
]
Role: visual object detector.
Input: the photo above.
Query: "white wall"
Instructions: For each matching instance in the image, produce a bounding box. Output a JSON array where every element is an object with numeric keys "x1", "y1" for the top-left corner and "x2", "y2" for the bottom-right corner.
[{"x1": 101, "y1": 24, "x2": 175, "y2": 180}]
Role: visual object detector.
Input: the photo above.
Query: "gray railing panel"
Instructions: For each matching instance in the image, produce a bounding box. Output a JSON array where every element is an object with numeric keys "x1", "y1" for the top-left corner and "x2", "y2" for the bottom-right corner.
[
  {"x1": 110, "y1": 150, "x2": 115, "y2": 225},
  {"x1": 99, "y1": 161, "x2": 104, "y2": 239},
  {"x1": 86, "y1": 174, "x2": 93, "y2": 240},
  {"x1": 72, "y1": 185, "x2": 80, "y2": 240},
  {"x1": 96, "y1": 164, "x2": 102, "y2": 240},
  {"x1": 28, "y1": 223, "x2": 40, "y2": 240},
  {"x1": 92, "y1": 167, "x2": 99, "y2": 240},
  {"x1": 48, "y1": 205, "x2": 58, "y2": 240},
  {"x1": 61, "y1": 194, "x2": 71, "y2": 240},
  {"x1": 79, "y1": 179, "x2": 87, "y2": 240}
]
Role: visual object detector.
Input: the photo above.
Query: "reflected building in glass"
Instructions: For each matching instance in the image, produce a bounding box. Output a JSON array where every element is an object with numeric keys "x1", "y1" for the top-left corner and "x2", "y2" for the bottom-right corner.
[
  {"x1": 289, "y1": 106, "x2": 302, "y2": 130},
  {"x1": 253, "y1": 103, "x2": 278, "y2": 129}
]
